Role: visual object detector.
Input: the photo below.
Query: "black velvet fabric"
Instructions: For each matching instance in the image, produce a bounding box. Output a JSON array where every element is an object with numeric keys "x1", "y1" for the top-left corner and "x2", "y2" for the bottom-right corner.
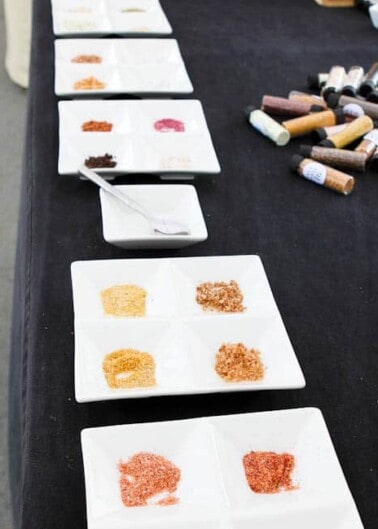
[{"x1": 9, "y1": 1, "x2": 378, "y2": 528}]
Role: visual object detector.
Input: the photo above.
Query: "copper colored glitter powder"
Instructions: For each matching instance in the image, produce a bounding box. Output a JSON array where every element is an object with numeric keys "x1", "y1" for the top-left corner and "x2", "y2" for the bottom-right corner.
[
  {"x1": 71, "y1": 54, "x2": 102, "y2": 64},
  {"x1": 81, "y1": 120, "x2": 113, "y2": 132},
  {"x1": 102, "y1": 349, "x2": 156, "y2": 389},
  {"x1": 215, "y1": 343, "x2": 265, "y2": 382},
  {"x1": 74, "y1": 76, "x2": 106, "y2": 90},
  {"x1": 101, "y1": 284, "x2": 147, "y2": 317},
  {"x1": 243, "y1": 451, "x2": 297, "y2": 494},
  {"x1": 119, "y1": 452, "x2": 181, "y2": 507},
  {"x1": 196, "y1": 280, "x2": 245, "y2": 313}
]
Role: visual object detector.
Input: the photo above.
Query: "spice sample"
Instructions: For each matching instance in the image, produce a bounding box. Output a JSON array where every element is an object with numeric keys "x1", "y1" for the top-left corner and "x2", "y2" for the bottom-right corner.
[
  {"x1": 154, "y1": 118, "x2": 185, "y2": 132},
  {"x1": 71, "y1": 54, "x2": 102, "y2": 64},
  {"x1": 244, "y1": 106, "x2": 290, "y2": 146},
  {"x1": 119, "y1": 452, "x2": 181, "y2": 507},
  {"x1": 243, "y1": 451, "x2": 297, "y2": 494},
  {"x1": 121, "y1": 7, "x2": 146, "y2": 12},
  {"x1": 74, "y1": 76, "x2": 106, "y2": 90},
  {"x1": 101, "y1": 284, "x2": 147, "y2": 317},
  {"x1": 196, "y1": 280, "x2": 245, "y2": 313},
  {"x1": 64, "y1": 20, "x2": 97, "y2": 31},
  {"x1": 103, "y1": 349, "x2": 155, "y2": 389},
  {"x1": 215, "y1": 343, "x2": 264, "y2": 382},
  {"x1": 85, "y1": 153, "x2": 117, "y2": 169},
  {"x1": 81, "y1": 120, "x2": 113, "y2": 132}
]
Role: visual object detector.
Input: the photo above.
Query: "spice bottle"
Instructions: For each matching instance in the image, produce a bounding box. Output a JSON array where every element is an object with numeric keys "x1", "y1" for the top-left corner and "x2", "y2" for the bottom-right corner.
[
  {"x1": 288, "y1": 91, "x2": 327, "y2": 108},
  {"x1": 354, "y1": 129, "x2": 378, "y2": 159},
  {"x1": 319, "y1": 115, "x2": 373, "y2": 148},
  {"x1": 307, "y1": 73, "x2": 329, "y2": 90},
  {"x1": 359, "y1": 62, "x2": 378, "y2": 97},
  {"x1": 342, "y1": 66, "x2": 365, "y2": 97},
  {"x1": 327, "y1": 93, "x2": 378, "y2": 120},
  {"x1": 322, "y1": 66, "x2": 346, "y2": 99},
  {"x1": 261, "y1": 95, "x2": 323, "y2": 117},
  {"x1": 300, "y1": 145, "x2": 367, "y2": 172},
  {"x1": 290, "y1": 155, "x2": 355, "y2": 195},
  {"x1": 282, "y1": 109, "x2": 345, "y2": 138},
  {"x1": 244, "y1": 105, "x2": 290, "y2": 146}
]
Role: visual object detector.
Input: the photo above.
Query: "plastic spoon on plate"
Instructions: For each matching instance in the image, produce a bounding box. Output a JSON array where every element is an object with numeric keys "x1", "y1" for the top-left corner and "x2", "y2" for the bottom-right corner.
[{"x1": 79, "y1": 165, "x2": 191, "y2": 236}]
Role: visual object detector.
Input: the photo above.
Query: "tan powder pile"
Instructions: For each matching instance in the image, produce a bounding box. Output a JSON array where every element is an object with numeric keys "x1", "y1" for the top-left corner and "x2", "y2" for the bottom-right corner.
[
  {"x1": 243, "y1": 451, "x2": 297, "y2": 494},
  {"x1": 103, "y1": 349, "x2": 155, "y2": 389},
  {"x1": 196, "y1": 280, "x2": 245, "y2": 313},
  {"x1": 71, "y1": 54, "x2": 102, "y2": 64},
  {"x1": 215, "y1": 343, "x2": 264, "y2": 382},
  {"x1": 74, "y1": 76, "x2": 106, "y2": 90},
  {"x1": 119, "y1": 452, "x2": 181, "y2": 507},
  {"x1": 101, "y1": 284, "x2": 146, "y2": 317}
]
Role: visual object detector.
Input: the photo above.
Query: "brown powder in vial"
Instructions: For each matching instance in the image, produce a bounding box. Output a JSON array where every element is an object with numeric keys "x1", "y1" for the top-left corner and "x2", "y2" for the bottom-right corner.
[
  {"x1": 215, "y1": 343, "x2": 265, "y2": 382},
  {"x1": 103, "y1": 349, "x2": 155, "y2": 389},
  {"x1": 196, "y1": 280, "x2": 245, "y2": 313},
  {"x1": 74, "y1": 76, "x2": 106, "y2": 90},
  {"x1": 243, "y1": 451, "x2": 297, "y2": 494},
  {"x1": 85, "y1": 153, "x2": 117, "y2": 169},
  {"x1": 71, "y1": 54, "x2": 102, "y2": 64},
  {"x1": 81, "y1": 120, "x2": 113, "y2": 132},
  {"x1": 119, "y1": 452, "x2": 181, "y2": 507},
  {"x1": 101, "y1": 284, "x2": 146, "y2": 317}
]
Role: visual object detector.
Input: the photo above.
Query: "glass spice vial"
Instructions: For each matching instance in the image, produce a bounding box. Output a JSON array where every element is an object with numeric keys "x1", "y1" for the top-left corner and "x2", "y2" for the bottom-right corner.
[
  {"x1": 355, "y1": 129, "x2": 378, "y2": 159},
  {"x1": 319, "y1": 115, "x2": 374, "y2": 149},
  {"x1": 282, "y1": 109, "x2": 345, "y2": 138},
  {"x1": 290, "y1": 155, "x2": 355, "y2": 195},
  {"x1": 322, "y1": 66, "x2": 346, "y2": 99},
  {"x1": 342, "y1": 66, "x2": 365, "y2": 97},
  {"x1": 359, "y1": 62, "x2": 378, "y2": 97},
  {"x1": 244, "y1": 105, "x2": 290, "y2": 146},
  {"x1": 300, "y1": 145, "x2": 368, "y2": 173}
]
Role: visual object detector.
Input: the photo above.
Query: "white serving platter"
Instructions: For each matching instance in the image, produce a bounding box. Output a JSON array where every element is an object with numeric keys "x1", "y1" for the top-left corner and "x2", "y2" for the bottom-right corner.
[
  {"x1": 58, "y1": 100, "x2": 220, "y2": 177},
  {"x1": 51, "y1": 0, "x2": 172, "y2": 37},
  {"x1": 55, "y1": 39, "x2": 193, "y2": 98},
  {"x1": 99, "y1": 185, "x2": 208, "y2": 249},
  {"x1": 71, "y1": 255, "x2": 305, "y2": 402},
  {"x1": 81, "y1": 408, "x2": 364, "y2": 529}
]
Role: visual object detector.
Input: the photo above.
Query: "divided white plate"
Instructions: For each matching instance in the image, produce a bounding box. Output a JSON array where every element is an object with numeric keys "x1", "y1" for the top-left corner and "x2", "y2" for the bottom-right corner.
[
  {"x1": 99, "y1": 185, "x2": 208, "y2": 249},
  {"x1": 51, "y1": 0, "x2": 172, "y2": 37},
  {"x1": 55, "y1": 39, "x2": 193, "y2": 97},
  {"x1": 58, "y1": 100, "x2": 220, "y2": 177},
  {"x1": 81, "y1": 408, "x2": 364, "y2": 529},
  {"x1": 71, "y1": 255, "x2": 305, "y2": 402}
]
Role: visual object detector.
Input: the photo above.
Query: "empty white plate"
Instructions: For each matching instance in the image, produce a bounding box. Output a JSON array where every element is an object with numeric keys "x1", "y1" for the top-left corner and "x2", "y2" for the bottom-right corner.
[
  {"x1": 51, "y1": 0, "x2": 172, "y2": 36},
  {"x1": 99, "y1": 185, "x2": 208, "y2": 249},
  {"x1": 81, "y1": 408, "x2": 363, "y2": 529},
  {"x1": 58, "y1": 100, "x2": 220, "y2": 177},
  {"x1": 55, "y1": 39, "x2": 193, "y2": 97}
]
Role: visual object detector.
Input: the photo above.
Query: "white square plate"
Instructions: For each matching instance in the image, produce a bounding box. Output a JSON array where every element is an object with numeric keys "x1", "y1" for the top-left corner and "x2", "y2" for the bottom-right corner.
[
  {"x1": 55, "y1": 40, "x2": 193, "y2": 97},
  {"x1": 58, "y1": 100, "x2": 220, "y2": 177},
  {"x1": 51, "y1": 0, "x2": 172, "y2": 36},
  {"x1": 99, "y1": 185, "x2": 208, "y2": 249},
  {"x1": 81, "y1": 408, "x2": 364, "y2": 529},
  {"x1": 71, "y1": 255, "x2": 305, "y2": 402}
]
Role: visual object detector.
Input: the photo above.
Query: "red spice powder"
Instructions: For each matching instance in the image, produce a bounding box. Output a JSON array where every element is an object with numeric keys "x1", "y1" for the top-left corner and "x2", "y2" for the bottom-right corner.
[
  {"x1": 154, "y1": 118, "x2": 185, "y2": 132},
  {"x1": 242, "y1": 451, "x2": 297, "y2": 494},
  {"x1": 119, "y1": 452, "x2": 181, "y2": 507}
]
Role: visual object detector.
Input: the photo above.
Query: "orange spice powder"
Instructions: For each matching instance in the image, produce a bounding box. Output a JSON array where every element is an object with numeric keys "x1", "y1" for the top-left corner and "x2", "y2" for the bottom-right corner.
[
  {"x1": 215, "y1": 343, "x2": 265, "y2": 382},
  {"x1": 102, "y1": 349, "x2": 155, "y2": 389},
  {"x1": 81, "y1": 120, "x2": 113, "y2": 132},
  {"x1": 243, "y1": 451, "x2": 297, "y2": 494},
  {"x1": 196, "y1": 280, "x2": 245, "y2": 313}
]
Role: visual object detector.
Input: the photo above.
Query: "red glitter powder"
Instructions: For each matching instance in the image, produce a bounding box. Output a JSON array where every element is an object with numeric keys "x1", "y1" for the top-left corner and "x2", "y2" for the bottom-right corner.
[
  {"x1": 154, "y1": 118, "x2": 185, "y2": 132},
  {"x1": 118, "y1": 452, "x2": 181, "y2": 507},
  {"x1": 242, "y1": 451, "x2": 297, "y2": 494}
]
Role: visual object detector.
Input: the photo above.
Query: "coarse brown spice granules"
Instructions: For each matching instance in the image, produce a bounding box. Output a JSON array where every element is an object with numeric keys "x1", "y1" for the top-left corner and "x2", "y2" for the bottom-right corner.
[
  {"x1": 196, "y1": 280, "x2": 245, "y2": 313},
  {"x1": 243, "y1": 451, "x2": 297, "y2": 494},
  {"x1": 119, "y1": 452, "x2": 181, "y2": 507},
  {"x1": 81, "y1": 120, "x2": 113, "y2": 132},
  {"x1": 71, "y1": 54, "x2": 102, "y2": 64},
  {"x1": 102, "y1": 349, "x2": 156, "y2": 389},
  {"x1": 215, "y1": 343, "x2": 265, "y2": 382},
  {"x1": 101, "y1": 284, "x2": 147, "y2": 317},
  {"x1": 74, "y1": 76, "x2": 106, "y2": 90},
  {"x1": 85, "y1": 153, "x2": 117, "y2": 169}
]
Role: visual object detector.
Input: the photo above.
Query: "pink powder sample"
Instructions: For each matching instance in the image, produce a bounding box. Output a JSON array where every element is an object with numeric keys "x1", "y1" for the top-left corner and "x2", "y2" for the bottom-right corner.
[{"x1": 154, "y1": 118, "x2": 185, "y2": 133}]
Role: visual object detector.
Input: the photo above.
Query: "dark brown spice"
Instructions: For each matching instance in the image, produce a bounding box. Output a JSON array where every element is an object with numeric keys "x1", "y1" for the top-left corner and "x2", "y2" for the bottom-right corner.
[{"x1": 84, "y1": 153, "x2": 117, "y2": 169}]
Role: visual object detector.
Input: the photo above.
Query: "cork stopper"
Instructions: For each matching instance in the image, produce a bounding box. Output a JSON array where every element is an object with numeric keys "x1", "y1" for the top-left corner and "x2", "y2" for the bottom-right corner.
[
  {"x1": 290, "y1": 154, "x2": 304, "y2": 172},
  {"x1": 299, "y1": 145, "x2": 313, "y2": 158},
  {"x1": 311, "y1": 104, "x2": 325, "y2": 112},
  {"x1": 312, "y1": 128, "x2": 327, "y2": 141},
  {"x1": 342, "y1": 86, "x2": 357, "y2": 97},
  {"x1": 319, "y1": 139, "x2": 334, "y2": 148},
  {"x1": 334, "y1": 108, "x2": 346, "y2": 124},
  {"x1": 326, "y1": 93, "x2": 341, "y2": 108},
  {"x1": 367, "y1": 91, "x2": 378, "y2": 104},
  {"x1": 244, "y1": 105, "x2": 256, "y2": 120}
]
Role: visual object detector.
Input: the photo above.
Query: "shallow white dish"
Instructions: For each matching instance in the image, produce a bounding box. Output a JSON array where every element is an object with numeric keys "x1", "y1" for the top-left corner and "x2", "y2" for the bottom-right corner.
[
  {"x1": 58, "y1": 100, "x2": 220, "y2": 177},
  {"x1": 71, "y1": 255, "x2": 305, "y2": 401},
  {"x1": 55, "y1": 39, "x2": 193, "y2": 98},
  {"x1": 81, "y1": 408, "x2": 363, "y2": 529},
  {"x1": 51, "y1": 0, "x2": 172, "y2": 37},
  {"x1": 99, "y1": 185, "x2": 208, "y2": 249}
]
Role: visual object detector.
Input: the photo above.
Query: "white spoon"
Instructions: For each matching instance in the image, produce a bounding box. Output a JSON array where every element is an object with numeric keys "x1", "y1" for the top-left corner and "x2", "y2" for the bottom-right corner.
[{"x1": 79, "y1": 165, "x2": 191, "y2": 236}]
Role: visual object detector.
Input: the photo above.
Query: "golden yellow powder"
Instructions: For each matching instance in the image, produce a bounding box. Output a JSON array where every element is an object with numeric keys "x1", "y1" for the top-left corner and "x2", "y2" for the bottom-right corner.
[
  {"x1": 103, "y1": 349, "x2": 156, "y2": 389},
  {"x1": 101, "y1": 284, "x2": 147, "y2": 317},
  {"x1": 74, "y1": 76, "x2": 106, "y2": 90},
  {"x1": 215, "y1": 342, "x2": 265, "y2": 382}
]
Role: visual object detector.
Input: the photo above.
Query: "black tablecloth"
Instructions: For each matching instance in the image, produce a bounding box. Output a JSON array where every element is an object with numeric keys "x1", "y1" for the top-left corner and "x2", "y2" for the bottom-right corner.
[{"x1": 9, "y1": 1, "x2": 378, "y2": 527}]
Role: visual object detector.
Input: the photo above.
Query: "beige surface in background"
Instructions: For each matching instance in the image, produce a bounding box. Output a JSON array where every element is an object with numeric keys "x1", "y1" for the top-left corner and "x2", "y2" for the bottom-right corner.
[{"x1": 3, "y1": 0, "x2": 31, "y2": 87}]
